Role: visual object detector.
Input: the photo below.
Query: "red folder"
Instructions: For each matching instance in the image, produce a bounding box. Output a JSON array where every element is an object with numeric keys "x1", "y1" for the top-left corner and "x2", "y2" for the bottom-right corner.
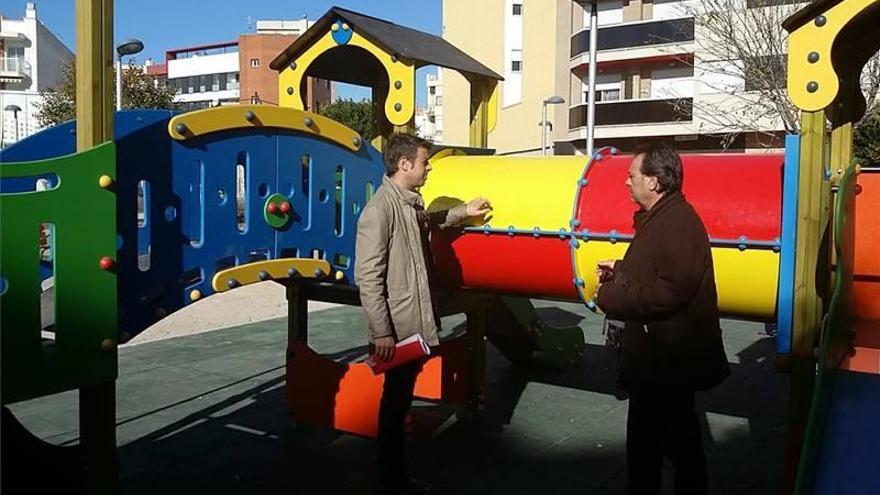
[{"x1": 366, "y1": 333, "x2": 431, "y2": 375}]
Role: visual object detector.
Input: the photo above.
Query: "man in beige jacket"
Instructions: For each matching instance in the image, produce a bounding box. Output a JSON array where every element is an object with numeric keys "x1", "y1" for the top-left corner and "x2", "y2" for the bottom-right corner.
[{"x1": 355, "y1": 133, "x2": 490, "y2": 494}]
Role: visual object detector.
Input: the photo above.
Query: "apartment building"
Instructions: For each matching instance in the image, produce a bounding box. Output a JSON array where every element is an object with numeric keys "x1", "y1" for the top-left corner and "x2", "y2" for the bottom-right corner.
[
  {"x1": 147, "y1": 19, "x2": 332, "y2": 112},
  {"x1": 443, "y1": 0, "x2": 793, "y2": 155},
  {"x1": 418, "y1": 71, "x2": 444, "y2": 142},
  {"x1": 0, "y1": 2, "x2": 73, "y2": 147}
]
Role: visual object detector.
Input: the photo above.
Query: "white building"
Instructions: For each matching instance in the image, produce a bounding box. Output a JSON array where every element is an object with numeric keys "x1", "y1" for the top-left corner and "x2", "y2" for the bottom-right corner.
[
  {"x1": 164, "y1": 41, "x2": 241, "y2": 112},
  {"x1": 0, "y1": 2, "x2": 74, "y2": 147},
  {"x1": 423, "y1": 71, "x2": 443, "y2": 142}
]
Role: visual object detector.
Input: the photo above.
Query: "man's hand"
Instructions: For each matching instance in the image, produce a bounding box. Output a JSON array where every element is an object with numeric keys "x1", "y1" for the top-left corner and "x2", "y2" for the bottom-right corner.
[
  {"x1": 372, "y1": 335, "x2": 396, "y2": 362},
  {"x1": 596, "y1": 259, "x2": 617, "y2": 272},
  {"x1": 595, "y1": 259, "x2": 618, "y2": 295},
  {"x1": 465, "y1": 197, "x2": 492, "y2": 217}
]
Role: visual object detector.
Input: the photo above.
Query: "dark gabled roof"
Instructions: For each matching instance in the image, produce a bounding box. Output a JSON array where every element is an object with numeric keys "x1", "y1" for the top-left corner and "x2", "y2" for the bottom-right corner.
[
  {"x1": 782, "y1": 0, "x2": 845, "y2": 32},
  {"x1": 269, "y1": 6, "x2": 502, "y2": 81}
]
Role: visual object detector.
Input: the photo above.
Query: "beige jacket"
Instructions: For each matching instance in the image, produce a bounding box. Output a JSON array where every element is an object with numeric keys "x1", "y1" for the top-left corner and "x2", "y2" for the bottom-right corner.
[{"x1": 354, "y1": 175, "x2": 468, "y2": 346}]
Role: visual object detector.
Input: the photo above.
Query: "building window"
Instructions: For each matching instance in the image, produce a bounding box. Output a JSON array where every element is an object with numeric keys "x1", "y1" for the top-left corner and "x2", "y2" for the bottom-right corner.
[
  {"x1": 512, "y1": 3, "x2": 522, "y2": 15},
  {"x1": 596, "y1": 88, "x2": 620, "y2": 102},
  {"x1": 436, "y1": 96, "x2": 443, "y2": 105},
  {"x1": 250, "y1": 58, "x2": 260, "y2": 68},
  {"x1": 7, "y1": 46, "x2": 25, "y2": 59},
  {"x1": 429, "y1": 116, "x2": 436, "y2": 124},
  {"x1": 511, "y1": 60, "x2": 522, "y2": 72},
  {"x1": 429, "y1": 87, "x2": 436, "y2": 95}
]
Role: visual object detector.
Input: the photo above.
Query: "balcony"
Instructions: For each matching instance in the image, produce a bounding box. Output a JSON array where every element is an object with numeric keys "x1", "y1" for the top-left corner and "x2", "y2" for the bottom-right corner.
[
  {"x1": 0, "y1": 57, "x2": 32, "y2": 81},
  {"x1": 569, "y1": 97, "x2": 692, "y2": 128},
  {"x1": 570, "y1": 17, "x2": 695, "y2": 59}
]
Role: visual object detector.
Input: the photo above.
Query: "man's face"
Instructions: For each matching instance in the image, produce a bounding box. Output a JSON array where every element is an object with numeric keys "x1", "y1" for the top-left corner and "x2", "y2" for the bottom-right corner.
[
  {"x1": 399, "y1": 146, "x2": 432, "y2": 189},
  {"x1": 626, "y1": 154, "x2": 657, "y2": 209}
]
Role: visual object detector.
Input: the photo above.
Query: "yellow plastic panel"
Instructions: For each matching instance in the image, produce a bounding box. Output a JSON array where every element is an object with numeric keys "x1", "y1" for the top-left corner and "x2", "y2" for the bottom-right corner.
[
  {"x1": 421, "y1": 155, "x2": 587, "y2": 231},
  {"x1": 212, "y1": 258, "x2": 332, "y2": 292},
  {"x1": 787, "y1": 0, "x2": 875, "y2": 112},
  {"x1": 168, "y1": 105, "x2": 363, "y2": 151}
]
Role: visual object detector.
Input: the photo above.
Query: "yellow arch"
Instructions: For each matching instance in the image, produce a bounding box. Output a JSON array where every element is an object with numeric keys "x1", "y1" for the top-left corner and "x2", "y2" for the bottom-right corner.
[{"x1": 277, "y1": 29, "x2": 416, "y2": 127}]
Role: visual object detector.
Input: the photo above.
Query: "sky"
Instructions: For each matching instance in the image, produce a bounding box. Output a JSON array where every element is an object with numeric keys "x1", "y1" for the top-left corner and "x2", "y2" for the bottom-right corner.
[{"x1": 1, "y1": 0, "x2": 442, "y2": 104}]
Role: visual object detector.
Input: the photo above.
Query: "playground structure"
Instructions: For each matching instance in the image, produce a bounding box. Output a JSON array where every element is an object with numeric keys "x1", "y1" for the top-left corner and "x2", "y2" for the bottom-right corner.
[{"x1": 0, "y1": 2, "x2": 878, "y2": 494}]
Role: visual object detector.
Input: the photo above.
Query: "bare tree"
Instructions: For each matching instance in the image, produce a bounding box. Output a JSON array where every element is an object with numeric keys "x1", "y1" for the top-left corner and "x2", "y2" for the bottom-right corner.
[{"x1": 665, "y1": 0, "x2": 880, "y2": 147}]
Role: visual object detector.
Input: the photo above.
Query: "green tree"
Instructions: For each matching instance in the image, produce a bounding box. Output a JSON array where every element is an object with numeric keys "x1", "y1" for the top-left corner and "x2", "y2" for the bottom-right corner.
[
  {"x1": 34, "y1": 60, "x2": 177, "y2": 128},
  {"x1": 318, "y1": 98, "x2": 375, "y2": 141},
  {"x1": 854, "y1": 107, "x2": 880, "y2": 166}
]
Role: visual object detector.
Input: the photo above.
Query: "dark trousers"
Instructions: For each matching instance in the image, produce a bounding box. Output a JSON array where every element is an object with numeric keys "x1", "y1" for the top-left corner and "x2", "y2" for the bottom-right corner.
[
  {"x1": 377, "y1": 360, "x2": 422, "y2": 489},
  {"x1": 625, "y1": 387, "x2": 708, "y2": 495}
]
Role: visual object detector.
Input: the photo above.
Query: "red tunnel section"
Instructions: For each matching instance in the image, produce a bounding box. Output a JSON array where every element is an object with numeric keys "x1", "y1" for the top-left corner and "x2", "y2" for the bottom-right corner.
[{"x1": 576, "y1": 153, "x2": 783, "y2": 242}]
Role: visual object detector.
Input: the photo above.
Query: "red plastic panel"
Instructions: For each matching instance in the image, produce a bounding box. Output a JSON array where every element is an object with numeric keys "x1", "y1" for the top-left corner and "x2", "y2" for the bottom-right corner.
[
  {"x1": 286, "y1": 338, "x2": 470, "y2": 438},
  {"x1": 433, "y1": 231, "x2": 577, "y2": 300},
  {"x1": 576, "y1": 153, "x2": 783, "y2": 241}
]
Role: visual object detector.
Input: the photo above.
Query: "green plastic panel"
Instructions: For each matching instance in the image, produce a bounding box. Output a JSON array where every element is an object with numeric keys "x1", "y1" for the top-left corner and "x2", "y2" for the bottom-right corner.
[{"x1": 1, "y1": 143, "x2": 118, "y2": 404}]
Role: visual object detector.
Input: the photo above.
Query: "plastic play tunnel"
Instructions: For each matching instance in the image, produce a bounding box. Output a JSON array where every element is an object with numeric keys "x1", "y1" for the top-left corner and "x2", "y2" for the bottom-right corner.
[{"x1": 421, "y1": 149, "x2": 783, "y2": 321}]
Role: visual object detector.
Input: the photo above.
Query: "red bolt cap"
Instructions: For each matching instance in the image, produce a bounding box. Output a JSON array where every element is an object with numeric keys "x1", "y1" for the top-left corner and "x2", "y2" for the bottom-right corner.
[
  {"x1": 855, "y1": 184, "x2": 863, "y2": 195},
  {"x1": 280, "y1": 201, "x2": 291, "y2": 214},
  {"x1": 100, "y1": 257, "x2": 114, "y2": 271},
  {"x1": 267, "y1": 202, "x2": 279, "y2": 214}
]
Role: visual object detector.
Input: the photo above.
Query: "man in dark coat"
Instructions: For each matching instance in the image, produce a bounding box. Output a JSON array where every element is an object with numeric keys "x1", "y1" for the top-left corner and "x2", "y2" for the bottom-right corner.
[{"x1": 595, "y1": 142, "x2": 730, "y2": 495}]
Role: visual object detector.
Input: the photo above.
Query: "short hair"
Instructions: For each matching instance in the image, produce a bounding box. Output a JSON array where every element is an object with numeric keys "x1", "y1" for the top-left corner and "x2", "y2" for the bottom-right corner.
[
  {"x1": 383, "y1": 133, "x2": 432, "y2": 176},
  {"x1": 633, "y1": 141, "x2": 683, "y2": 193}
]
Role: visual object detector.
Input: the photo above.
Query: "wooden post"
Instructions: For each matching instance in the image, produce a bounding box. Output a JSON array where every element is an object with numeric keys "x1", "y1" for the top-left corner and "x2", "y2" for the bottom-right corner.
[
  {"x1": 76, "y1": 1, "x2": 117, "y2": 493},
  {"x1": 287, "y1": 283, "x2": 309, "y2": 344},
  {"x1": 75, "y1": 0, "x2": 113, "y2": 151},
  {"x1": 468, "y1": 79, "x2": 489, "y2": 148},
  {"x1": 465, "y1": 308, "x2": 487, "y2": 413}
]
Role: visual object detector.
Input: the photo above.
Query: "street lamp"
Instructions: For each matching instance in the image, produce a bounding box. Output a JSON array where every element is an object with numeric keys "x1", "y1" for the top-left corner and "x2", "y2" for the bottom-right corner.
[
  {"x1": 541, "y1": 96, "x2": 565, "y2": 156},
  {"x1": 4, "y1": 104, "x2": 22, "y2": 144},
  {"x1": 585, "y1": 0, "x2": 599, "y2": 156},
  {"x1": 116, "y1": 38, "x2": 144, "y2": 111}
]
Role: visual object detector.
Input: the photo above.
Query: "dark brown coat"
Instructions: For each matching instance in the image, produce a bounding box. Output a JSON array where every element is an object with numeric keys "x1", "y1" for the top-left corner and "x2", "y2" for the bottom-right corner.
[{"x1": 596, "y1": 192, "x2": 729, "y2": 391}]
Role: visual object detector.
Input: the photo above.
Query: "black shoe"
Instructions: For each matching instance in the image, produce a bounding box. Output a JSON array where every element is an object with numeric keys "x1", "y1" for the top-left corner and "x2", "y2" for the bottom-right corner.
[{"x1": 402, "y1": 478, "x2": 431, "y2": 494}]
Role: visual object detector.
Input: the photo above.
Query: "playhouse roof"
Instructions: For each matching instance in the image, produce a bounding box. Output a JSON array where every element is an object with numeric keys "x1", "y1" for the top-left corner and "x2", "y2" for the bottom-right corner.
[{"x1": 269, "y1": 6, "x2": 503, "y2": 81}]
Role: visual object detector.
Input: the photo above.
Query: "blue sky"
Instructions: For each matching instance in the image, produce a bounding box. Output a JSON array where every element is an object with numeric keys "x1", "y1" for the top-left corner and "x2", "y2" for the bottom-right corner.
[{"x1": 2, "y1": 0, "x2": 441, "y2": 104}]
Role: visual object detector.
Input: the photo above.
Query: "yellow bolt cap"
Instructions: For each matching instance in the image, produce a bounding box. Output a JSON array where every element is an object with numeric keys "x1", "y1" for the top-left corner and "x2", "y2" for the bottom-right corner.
[
  {"x1": 99, "y1": 175, "x2": 113, "y2": 188},
  {"x1": 190, "y1": 289, "x2": 202, "y2": 301}
]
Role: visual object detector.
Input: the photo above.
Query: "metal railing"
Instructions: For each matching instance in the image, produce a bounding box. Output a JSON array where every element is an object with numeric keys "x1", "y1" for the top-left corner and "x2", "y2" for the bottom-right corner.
[{"x1": 0, "y1": 57, "x2": 32, "y2": 78}]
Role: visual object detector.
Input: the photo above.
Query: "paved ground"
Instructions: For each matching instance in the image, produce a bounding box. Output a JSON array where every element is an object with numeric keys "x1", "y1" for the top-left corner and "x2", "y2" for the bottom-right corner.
[{"x1": 9, "y1": 300, "x2": 787, "y2": 495}]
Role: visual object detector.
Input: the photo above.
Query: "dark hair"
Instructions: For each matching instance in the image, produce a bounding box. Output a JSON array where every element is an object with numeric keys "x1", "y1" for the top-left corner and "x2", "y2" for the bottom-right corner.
[
  {"x1": 384, "y1": 133, "x2": 432, "y2": 176},
  {"x1": 633, "y1": 141, "x2": 683, "y2": 193}
]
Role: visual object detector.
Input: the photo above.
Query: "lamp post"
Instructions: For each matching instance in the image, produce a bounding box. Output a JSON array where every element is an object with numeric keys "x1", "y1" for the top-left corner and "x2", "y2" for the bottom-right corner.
[
  {"x1": 541, "y1": 96, "x2": 565, "y2": 156},
  {"x1": 4, "y1": 104, "x2": 22, "y2": 145},
  {"x1": 116, "y1": 39, "x2": 144, "y2": 111},
  {"x1": 586, "y1": 0, "x2": 599, "y2": 156}
]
